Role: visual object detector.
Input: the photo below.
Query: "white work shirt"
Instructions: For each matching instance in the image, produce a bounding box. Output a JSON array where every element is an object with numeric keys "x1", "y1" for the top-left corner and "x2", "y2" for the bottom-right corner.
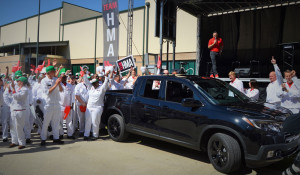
[
  {"x1": 3, "y1": 88, "x2": 12, "y2": 107},
  {"x1": 229, "y1": 78, "x2": 244, "y2": 93},
  {"x1": 83, "y1": 75, "x2": 109, "y2": 108},
  {"x1": 266, "y1": 80, "x2": 282, "y2": 104},
  {"x1": 11, "y1": 86, "x2": 29, "y2": 110},
  {"x1": 60, "y1": 83, "x2": 73, "y2": 107},
  {"x1": 41, "y1": 76, "x2": 61, "y2": 105},
  {"x1": 74, "y1": 82, "x2": 89, "y2": 106},
  {"x1": 266, "y1": 64, "x2": 284, "y2": 104},
  {"x1": 110, "y1": 79, "x2": 126, "y2": 90},
  {"x1": 245, "y1": 88, "x2": 259, "y2": 101},
  {"x1": 125, "y1": 76, "x2": 136, "y2": 89},
  {"x1": 0, "y1": 86, "x2": 4, "y2": 106},
  {"x1": 277, "y1": 82, "x2": 300, "y2": 113}
]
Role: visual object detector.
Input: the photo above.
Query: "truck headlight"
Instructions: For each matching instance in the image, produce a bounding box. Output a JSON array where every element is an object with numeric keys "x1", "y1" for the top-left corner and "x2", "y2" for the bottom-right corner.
[{"x1": 242, "y1": 117, "x2": 282, "y2": 132}]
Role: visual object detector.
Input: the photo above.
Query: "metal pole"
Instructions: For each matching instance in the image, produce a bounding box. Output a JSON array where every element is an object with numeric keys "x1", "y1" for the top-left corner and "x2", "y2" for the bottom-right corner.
[
  {"x1": 94, "y1": 19, "x2": 97, "y2": 73},
  {"x1": 159, "y1": 0, "x2": 164, "y2": 74},
  {"x1": 166, "y1": 40, "x2": 169, "y2": 70},
  {"x1": 172, "y1": 41, "x2": 176, "y2": 70},
  {"x1": 195, "y1": 15, "x2": 202, "y2": 76},
  {"x1": 36, "y1": 0, "x2": 40, "y2": 67},
  {"x1": 142, "y1": 6, "x2": 145, "y2": 66},
  {"x1": 145, "y1": 2, "x2": 150, "y2": 54}
]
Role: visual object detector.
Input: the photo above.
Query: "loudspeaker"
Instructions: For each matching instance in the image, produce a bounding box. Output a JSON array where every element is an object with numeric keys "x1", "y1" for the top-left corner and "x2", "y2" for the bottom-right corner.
[
  {"x1": 155, "y1": 0, "x2": 177, "y2": 41},
  {"x1": 234, "y1": 68, "x2": 250, "y2": 77}
]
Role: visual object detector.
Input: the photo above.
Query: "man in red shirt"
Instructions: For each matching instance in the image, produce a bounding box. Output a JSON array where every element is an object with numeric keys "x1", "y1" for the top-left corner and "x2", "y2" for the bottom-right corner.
[{"x1": 208, "y1": 31, "x2": 223, "y2": 78}]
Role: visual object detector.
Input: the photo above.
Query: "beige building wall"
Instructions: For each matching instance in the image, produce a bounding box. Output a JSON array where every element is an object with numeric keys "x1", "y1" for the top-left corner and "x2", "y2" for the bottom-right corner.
[
  {"x1": 26, "y1": 16, "x2": 38, "y2": 43},
  {"x1": 39, "y1": 10, "x2": 61, "y2": 42},
  {"x1": 0, "y1": 21, "x2": 26, "y2": 46},
  {"x1": 63, "y1": 19, "x2": 96, "y2": 59}
]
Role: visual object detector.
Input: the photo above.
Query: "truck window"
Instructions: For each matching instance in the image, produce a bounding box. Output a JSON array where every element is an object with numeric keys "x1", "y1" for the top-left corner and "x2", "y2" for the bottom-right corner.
[
  {"x1": 139, "y1": 79, "x2": 161, "y2": 99},
  {"x1": 166, "y1": 81, "x2": 194, "y2": 103}
]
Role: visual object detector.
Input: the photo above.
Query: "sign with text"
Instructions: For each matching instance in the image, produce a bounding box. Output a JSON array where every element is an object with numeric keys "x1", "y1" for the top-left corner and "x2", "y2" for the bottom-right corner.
[
  {"x1": 102, "y1": 0, "x2": 119, "y2": 68},
  {"x1": 116, "y1": 55, "x2": 136, "y2": 73}
]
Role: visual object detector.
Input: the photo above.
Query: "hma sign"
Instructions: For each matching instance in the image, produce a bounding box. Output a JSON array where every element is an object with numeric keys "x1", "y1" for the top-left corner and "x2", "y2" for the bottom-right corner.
[{"x1": 102, "y1": 0, "x2": 119, "y2": 67}]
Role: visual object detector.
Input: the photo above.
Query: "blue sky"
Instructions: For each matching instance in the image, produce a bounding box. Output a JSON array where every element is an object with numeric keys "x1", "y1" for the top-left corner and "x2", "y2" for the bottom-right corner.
[{"x1": 0, "y1": 0, "x2": 145, "y2": 26}]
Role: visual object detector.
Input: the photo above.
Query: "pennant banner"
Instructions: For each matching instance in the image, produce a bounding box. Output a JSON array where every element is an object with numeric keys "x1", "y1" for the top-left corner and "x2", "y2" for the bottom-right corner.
[{"x1": 102, "y1": 0, "x2": 119, "y2": 68}]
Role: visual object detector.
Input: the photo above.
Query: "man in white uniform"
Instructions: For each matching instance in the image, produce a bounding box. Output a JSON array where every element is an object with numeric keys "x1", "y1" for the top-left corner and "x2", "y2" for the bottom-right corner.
[
  {"x1": 277, "y1": 69, "x2": 300, "y2": 114},
  {"x1": 110, "y1": 74, "x2": 127, "y2": 90},
  {"x1": 59, "y1": 74, "x2": 74, "y2": 139},
  {"x1": 83, "y1": 70, "x2": 110, "y2": 140},
  {"x1": 265, "y1": 57, "x2": 283, "y2": 108},
  {"x1": 40, "y1": 66, "x2": 64, "y2": 146},
  {"x1": 228, "y1": 71, "x2": 244, "y2": 93},
  {"x1": 74, "y1": 68, "x2": 89, "y2": 137},
  {"x1": 9, "y1": 77, "x2": 29, "y2": 149}
]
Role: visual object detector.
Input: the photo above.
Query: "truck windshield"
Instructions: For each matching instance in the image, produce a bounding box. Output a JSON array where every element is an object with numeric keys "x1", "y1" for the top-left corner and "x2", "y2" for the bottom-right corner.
[{"x1": 193, "y1": 79, "x2": 250, "y2": 105}]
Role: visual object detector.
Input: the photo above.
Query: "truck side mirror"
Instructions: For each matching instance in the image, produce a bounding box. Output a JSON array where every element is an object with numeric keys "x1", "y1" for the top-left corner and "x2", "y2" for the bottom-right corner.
[{"x1": 181, "y1": 98, "x2": 203, "y2": 108}]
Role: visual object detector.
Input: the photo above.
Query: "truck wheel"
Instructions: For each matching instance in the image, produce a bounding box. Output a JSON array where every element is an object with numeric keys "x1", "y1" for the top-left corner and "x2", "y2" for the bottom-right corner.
[
  {"x1": 107, "y1": 114, "x2": 128, "y2": 142},
  {"x1": 207, "y1": 133, "x2": 241, "y2": 174}
]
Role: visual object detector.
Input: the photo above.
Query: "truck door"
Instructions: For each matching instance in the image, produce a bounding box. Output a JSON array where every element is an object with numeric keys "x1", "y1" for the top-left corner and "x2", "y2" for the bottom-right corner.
[
  {"x1": 130, "y1": 78, "x2": 164, "y2": 135},
  {"x1": 157, "y1": 80, "x2": 204, "y2": 145}
]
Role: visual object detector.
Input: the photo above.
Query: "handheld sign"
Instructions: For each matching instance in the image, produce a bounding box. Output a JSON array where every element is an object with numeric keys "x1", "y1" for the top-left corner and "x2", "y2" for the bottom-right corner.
[{"x1": 116, "y1": 55, "x2": 136, "y2": 73}]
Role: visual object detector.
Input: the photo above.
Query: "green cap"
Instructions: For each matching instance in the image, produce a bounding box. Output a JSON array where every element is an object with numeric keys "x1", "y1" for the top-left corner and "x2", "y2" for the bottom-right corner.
[
  {"x1": 16, "y1": 76, "x2": 28, "y2": 83},
  {"x1": 59, "y1": 68, "x2": 66, "y2": 76},
  {"x1": 14, "y1": 70, "x2": 22, "y2": 77},
  {"x1": 46, "y1": 66, "x2": 55, "y2": 73}
]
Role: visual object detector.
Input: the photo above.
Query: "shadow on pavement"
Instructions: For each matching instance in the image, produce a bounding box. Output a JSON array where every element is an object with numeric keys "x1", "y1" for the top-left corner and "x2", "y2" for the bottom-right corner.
[{"x1": 123, "y1": 134, "x2": 294, "y2": 175}]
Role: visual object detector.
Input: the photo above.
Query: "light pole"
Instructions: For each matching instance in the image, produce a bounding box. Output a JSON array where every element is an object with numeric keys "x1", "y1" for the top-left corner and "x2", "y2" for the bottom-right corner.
[{"x1": 36, "y1": 0, "x2": 40, "y2": 67}]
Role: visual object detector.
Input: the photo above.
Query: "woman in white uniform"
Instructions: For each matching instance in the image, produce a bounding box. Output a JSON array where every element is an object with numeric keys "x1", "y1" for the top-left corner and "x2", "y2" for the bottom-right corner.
[
  {"x1": 83, "y1": 70, "x2": 110, "y2": 140},
  {"x1": 9, "y1": 77, "x2": 29, "y2": 149},
  {"x1": 245, "y1": 79, "x2": 259, "y2": 102}
]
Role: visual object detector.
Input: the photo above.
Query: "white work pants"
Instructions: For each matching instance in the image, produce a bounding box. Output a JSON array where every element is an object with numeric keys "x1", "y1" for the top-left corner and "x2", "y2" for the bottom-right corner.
[
  {"x1": 59, "y1": 108, "x2": 74, "y2": 136},
  {"x1": 41, "y1": 104, "x2": 61, "y2": 140},
  {"x1": 10, "y1": 109, "x2": 27, "y2": 146},
  {"x1": 1, "y1": 106, "x2": 11, "y2": 139},
  {"x1": 84, "y1": 106, "x2": 103, "y2": 138},
  {"x1": 76, "y1": 105, "x2": 85, "y2": 133},
  {"x1": 24, "y1": 106, "x2": 32, "y2": 139}
]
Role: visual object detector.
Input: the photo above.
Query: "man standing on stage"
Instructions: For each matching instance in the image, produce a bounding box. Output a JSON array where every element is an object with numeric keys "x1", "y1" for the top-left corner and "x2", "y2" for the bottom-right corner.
[{"x1": 208, "y1": 31, "x2": 223, "y2": 78}]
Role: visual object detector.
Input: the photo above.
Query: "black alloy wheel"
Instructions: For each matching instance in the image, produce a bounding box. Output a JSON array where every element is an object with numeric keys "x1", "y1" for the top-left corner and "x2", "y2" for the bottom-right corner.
[{"x1": 207, "y1": 133, "x2": 241, "y2": 174}]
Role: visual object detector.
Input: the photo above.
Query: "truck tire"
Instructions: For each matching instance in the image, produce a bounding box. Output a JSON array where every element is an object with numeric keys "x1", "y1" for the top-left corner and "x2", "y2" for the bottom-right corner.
[
  {"x1": 207, "y1": 133, "x2": 241, "y2": 174},
  {"x1": 107, "y1": 114, "x2": 128, "y2": 142}
]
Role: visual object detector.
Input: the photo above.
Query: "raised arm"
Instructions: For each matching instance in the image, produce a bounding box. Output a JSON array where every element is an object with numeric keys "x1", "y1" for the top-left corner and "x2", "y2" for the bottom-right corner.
[{"x1": 271, "y1": 57, "x2": 283, "y2": 85}]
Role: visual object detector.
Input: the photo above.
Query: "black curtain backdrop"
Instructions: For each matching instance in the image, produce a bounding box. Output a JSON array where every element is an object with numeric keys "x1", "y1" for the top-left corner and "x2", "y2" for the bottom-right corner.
[{"x1": 199, "y1": 5, "x2": 300, "y2": 77}]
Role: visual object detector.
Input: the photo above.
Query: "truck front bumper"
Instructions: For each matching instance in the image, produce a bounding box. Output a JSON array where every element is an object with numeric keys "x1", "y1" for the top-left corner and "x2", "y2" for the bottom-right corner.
[{"x1": 245, "y1": 137, "x2": 299, "y2": 168}]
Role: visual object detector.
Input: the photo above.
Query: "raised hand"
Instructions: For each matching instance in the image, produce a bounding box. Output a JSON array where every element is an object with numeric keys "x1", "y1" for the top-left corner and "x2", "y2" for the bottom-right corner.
[
  {"x1": 271, "y1": 56, "x2": 276, "y2": 65},
  {"x1": 53, "y1": 59, "x2": 57, "y2": 67}
]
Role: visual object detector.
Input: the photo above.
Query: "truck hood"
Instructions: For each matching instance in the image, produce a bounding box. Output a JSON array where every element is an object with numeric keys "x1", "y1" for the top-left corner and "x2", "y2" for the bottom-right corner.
[{"x1": 222, "y1": 102, "x2": 289, "y2": 121}]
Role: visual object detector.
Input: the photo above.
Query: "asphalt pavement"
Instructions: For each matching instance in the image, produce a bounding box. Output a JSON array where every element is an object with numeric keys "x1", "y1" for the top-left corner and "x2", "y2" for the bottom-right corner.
[{"x1": 0, "y1": 129, "x2": 295, "y2": 175}]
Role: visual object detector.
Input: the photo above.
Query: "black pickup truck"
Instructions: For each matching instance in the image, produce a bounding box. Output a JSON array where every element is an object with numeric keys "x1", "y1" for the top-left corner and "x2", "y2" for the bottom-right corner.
[{"x1": 102, "y1": 75, "x2": 299, "y2": 173}]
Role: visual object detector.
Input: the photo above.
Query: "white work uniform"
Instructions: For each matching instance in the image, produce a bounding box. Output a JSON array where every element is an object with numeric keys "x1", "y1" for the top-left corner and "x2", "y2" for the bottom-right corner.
[
  {"x1": 83, "y1": 75, "x2": 109, "y2": 138},
  {"x1": 70, "y1": 84, "x2": 77, "y2": 132},
  {"x1": 277, "y1": 82, "x2": 300, "y2": 114},
  {"x1": 1, "y1": 86, "x2": 11, "y2": 140},
  {"x1": 125, "y1": 76, "x2": 136, "y2": 89},
  {"x1": 10, "y1": 86, "x2": 29, "y2": 146},
  {"x1": 274, "y1": 64, "x2": 300, "y2": 114},
  {"x1": 74, "y1": 82, "x2": 89, "y2": 134},
  {"x1": 24, "y1": 86, "x2": 34, "y2": 140},
  {"x1": 110, "y1": 79, "x2": 127, "y2": 90},
  {"x1": 229, "y1": 78, "x2": 244, "y2": 93},
  {"x1": 245, "y1": 88, "x2": 259, "y2": 102},
  {"x1": 265, "y1": 64, "x2": 283, "y2": 108},
  {"x1": 3, "y1": 87, "x2": 12, "y2": 140},
  {"x1": 40, "y1": 76, "x2": 61, "y2": 140},
  {"x1": 59, "y1": 82, "x2": 74, "y2": 137}
]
